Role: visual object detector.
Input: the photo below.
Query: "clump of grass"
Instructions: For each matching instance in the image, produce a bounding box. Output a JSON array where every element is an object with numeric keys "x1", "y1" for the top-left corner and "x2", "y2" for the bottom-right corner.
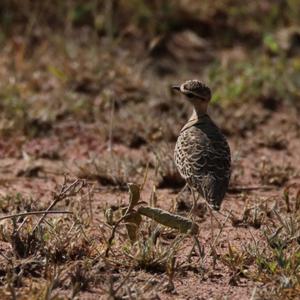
[
  {"x1": 257, "y1": 158, "x2": 294, "y2": 187},
  {"x1": 124, "y1": 226, "x2": 180, "y2": 274},
  {"x1": 0, "y1": 178, "x2": 99, "y2": 298},
  {"x1": 41, "y1": 218, "x2": 93, "y2": 263},
  {"x1": 258, "y1": 131, "x2": 288, "y2": 150},
  {"x1": 0, "y1": 193, "x2": 39, "y2": 214},
  {"x1": 220, "y1": 200, "x2": 300, "y2": 298},
  {"x1": 69, "y1": 261, "x2": 94, "y2": 297},
  {"x1": 220, "y1": 242, "x2": 253, "y2": 285},
  {"x1": 0, "y1": 93, "x2": 28, "y2": 137},
  {"x1": 230, "y1": 203, "x2": 267, "y2": 229},
  {"x1": 0, "y1": 86, "x2": 55, "y2": 138},
  {"x1": 209, "y1": 54, "x2": 299, "y2": 105},
  {"x1": 153, "y1": 143, "x2": 185, "y2": 189},
  {"x1": 2, "y1": 1, "x2": 300, "y2": 42},
  {"x1": 75, "y1": 154, "x2": 143, "y2": 190},
  {"x1": 102, "y1": 182, "x2": 200, "y2": 299}
]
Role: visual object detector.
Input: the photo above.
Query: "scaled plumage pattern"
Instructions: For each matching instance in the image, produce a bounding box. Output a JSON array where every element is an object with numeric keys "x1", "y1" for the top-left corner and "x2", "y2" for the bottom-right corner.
[{"x1": 173, "y1": 80, "x2": 231, "y2": 210}]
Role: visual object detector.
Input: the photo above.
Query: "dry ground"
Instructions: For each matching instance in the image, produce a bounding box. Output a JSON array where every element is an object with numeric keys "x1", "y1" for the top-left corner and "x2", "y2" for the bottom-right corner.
[{"x1": 1, "y1": 2, "x2": 300, "y2": 299}]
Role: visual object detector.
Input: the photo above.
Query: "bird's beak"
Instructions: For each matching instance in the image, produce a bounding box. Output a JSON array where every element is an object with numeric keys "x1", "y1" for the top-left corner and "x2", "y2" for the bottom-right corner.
[{"x1": 171, "y1": 85, "x2": 180, "y2": 91}]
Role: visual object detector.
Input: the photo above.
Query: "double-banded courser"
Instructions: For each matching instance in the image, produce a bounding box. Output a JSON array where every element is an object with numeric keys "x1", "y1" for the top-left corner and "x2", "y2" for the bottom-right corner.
[{"x1": 172, "y1": 80, "x2": 231, "y2": 211}]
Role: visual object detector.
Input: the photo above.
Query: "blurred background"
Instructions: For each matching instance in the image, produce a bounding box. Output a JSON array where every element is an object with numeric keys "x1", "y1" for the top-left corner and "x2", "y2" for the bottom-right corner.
[
  {"x1": 1, "y1": 0, "x2": 300, "y2": 187},
  {"x1": 1, "y1": 0, "x2": 300, "y2": 144},
  {"x1": 1, "y1": 2, "x2": 300, "y2": 299}
]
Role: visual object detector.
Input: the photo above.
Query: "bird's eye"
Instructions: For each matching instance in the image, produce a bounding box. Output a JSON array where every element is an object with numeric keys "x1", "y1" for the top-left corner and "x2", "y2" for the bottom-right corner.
[{"x1": 186, "y1": 93, "x2": 194, "y2": 98}]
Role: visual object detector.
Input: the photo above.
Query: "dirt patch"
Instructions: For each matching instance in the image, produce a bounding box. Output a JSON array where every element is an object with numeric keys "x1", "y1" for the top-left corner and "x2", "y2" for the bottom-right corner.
[
  {"x1": 1, "y1": 95, "x2": 299, "y2": 299},
  {"x1": 1, "y1": 2, "x2": 300, "y2": 298}
]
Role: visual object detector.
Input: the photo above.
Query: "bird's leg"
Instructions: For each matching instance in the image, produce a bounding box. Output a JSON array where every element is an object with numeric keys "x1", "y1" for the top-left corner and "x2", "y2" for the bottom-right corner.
[
  {"x1": 175, "y1": 183, "x2": 189, "y2": 209},
  {"x1": 206, "y1": 203, "x2": 222, "y2": 229},
  {"x1": 187, "y1": 236, "x2": 205, "y2": 263},
  {"x1": 177, "y1": 183, "x2": 188, "y2": 199},
  {"x1": 189, "y1": 188, "x2": 199, "y2": 216},
  {"x1": 209, "y1": 206, "x2": 214, "y2": 237}
]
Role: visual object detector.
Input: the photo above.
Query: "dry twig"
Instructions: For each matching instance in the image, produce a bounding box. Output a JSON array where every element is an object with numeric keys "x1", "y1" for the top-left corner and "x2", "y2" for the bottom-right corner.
[
  {"x1": 0, "y1": 210, "x2": 73, "y2": 222},
  {"x1": 31, "y1": 178, "x2": 85, "y2": 233}
]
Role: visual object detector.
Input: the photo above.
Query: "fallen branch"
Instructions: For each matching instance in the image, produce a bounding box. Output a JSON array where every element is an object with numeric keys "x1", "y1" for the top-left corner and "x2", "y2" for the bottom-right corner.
[
  {"x1": 138, "y1": 206, "x2": 199, "y2": 235},
  {"x1": 0, "y1": 210, "x2": 73, "y2": 222}
]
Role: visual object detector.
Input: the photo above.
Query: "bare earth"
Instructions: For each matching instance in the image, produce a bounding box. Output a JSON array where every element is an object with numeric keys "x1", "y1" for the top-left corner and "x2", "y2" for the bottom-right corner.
[
  {"x1": 1, "y1": 91, "x2": 300, "y2": 299},
  {"x1": 0, "y1": 28, "x2": 300, "y2": 299}
]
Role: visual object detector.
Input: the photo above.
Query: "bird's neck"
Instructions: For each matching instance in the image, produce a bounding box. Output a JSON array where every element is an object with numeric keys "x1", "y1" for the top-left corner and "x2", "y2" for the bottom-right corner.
[
  {"x1": 189, "y1": 102, "x2": 208, "y2": 121},
  {"x1": 181, "y1": 104, "x2": 208, "y2": 133}
]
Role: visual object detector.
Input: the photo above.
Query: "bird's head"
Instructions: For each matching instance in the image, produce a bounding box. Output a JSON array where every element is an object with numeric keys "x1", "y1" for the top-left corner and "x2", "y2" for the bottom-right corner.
[{"x1": 172, "y1": 79, "x2": 211, "y2": 103}]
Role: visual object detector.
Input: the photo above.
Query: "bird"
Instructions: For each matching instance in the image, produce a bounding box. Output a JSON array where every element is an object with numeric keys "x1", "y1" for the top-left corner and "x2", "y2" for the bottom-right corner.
[{"x1": 172, "y1": 79, "x2": 231, "y2": 211}]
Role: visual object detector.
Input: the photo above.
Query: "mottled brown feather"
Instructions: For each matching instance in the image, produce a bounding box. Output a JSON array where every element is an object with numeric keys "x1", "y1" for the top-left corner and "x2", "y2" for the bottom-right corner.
[{"x1": 174, "y1": 114, "x2": 231, "y2": 209}]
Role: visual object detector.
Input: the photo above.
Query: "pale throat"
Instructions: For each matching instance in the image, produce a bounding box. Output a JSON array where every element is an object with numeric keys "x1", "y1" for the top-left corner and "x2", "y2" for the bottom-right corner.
[{"x1": 190, "y1": 101, "x2": 208, "y2": 120}]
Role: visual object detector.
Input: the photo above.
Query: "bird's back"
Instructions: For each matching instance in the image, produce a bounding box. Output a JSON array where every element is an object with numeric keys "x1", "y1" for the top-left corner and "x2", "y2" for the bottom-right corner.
[{"x1": 174, "y1": 114, "x2": 231, "y2": 208}]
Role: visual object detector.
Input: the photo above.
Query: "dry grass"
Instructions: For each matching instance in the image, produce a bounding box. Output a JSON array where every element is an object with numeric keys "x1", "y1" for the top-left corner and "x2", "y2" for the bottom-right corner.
[{"x1": 1, "y1": 1, "x2": 300, "y2": 299}]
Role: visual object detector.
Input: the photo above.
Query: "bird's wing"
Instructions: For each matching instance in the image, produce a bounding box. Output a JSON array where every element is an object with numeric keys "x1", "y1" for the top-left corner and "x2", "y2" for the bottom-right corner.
[{"x1": 176, "y1": 124, "x2": 231, "y2": 205}]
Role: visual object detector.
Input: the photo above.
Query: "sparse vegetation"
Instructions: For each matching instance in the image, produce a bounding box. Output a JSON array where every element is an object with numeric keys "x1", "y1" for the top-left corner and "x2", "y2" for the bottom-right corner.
[{"x1": 0, "y1": 0, "x2": 300, "y2": 299}]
